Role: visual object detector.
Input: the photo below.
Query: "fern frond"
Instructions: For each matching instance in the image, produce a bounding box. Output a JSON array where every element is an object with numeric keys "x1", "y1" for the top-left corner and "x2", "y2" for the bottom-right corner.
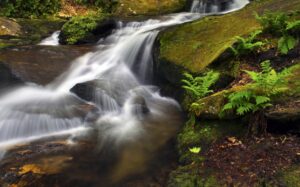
[
  {"x1": 287, "y1": 20, "x2": 300, "y2": 31},
  {"x1": 255, "y1": 96, "x2": 270, "y2": 105},
  {"x1": 236, "y1": 103, "x2": 255, "y2": 115}
]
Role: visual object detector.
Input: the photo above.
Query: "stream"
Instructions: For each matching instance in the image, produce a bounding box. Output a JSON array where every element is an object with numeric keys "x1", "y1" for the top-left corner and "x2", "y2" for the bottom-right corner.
[{"x1": 0, "y1": 0, "x2": 249, "y2": 186}]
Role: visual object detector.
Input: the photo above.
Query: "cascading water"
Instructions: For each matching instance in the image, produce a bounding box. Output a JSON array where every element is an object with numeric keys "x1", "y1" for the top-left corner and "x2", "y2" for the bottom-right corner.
[
  {"x1": 0, "y1": 0, "x2": 250, "y2": 179},
  {"x1": 191, "y1": 0, "x2": 249, "y2": 14},
  {"x1": 39, "y1": 30, "x2": 61, "y2": 46}
]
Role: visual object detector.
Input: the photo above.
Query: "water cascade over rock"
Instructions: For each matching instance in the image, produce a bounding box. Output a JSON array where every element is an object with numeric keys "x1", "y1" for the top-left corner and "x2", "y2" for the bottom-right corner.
[{"x1": 0, "y1": 0, "x2": 250, "y2": 181}]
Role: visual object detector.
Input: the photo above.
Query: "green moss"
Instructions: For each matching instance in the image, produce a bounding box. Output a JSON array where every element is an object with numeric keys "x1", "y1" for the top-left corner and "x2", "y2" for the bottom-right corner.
[
  {"x1": 168, "y1": 165, "x2": 221, "y2": 187},
  {"x1": 177, "y1": 120, "x2": 245, "y2": 164},
  {"x1": 59, "y1": 13, "x2": 109, "y2": 45},
  {"x1": 114, "y1": 0, "x2": 186, "y2": 17},
  {"x1": 158, "y1": 0, "x2": 300, "y2": 74},
  {"x1": 0, "y1": 42, "x2": 12, "y2": 49},
  {"x1": 277, "y1": 165, "x2": 300, "y2": 187}
]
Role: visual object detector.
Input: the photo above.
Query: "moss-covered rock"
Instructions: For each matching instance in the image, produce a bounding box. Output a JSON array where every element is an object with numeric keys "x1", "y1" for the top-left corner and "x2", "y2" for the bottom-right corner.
[
  {"x1": 188, "y1": 63, "x2": 300, "y2": 120},
  {"x1": 156, "y1": 0, "x2": 300, "y2": 85},
  {"x1": 177, "y1": 120, "x2": 246, "y2": 164},
  {"x1": 168, "y1": 165, "x2": 220, "y2": 187},
  {"x1": 59, "y1": 14, "x2": 115, "y2": 45},
  {"x1": 114, "y1": 0, "x2": 187, "y2": 18},
  {"x1": 276, "y1": 165, "x2": 300, "y2": 187}
]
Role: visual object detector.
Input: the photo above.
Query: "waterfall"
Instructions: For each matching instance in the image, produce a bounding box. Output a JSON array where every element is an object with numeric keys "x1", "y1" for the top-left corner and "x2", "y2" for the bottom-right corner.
[
  {"x1": 191, "y1": 0, "x2": 249, "y2": 14},
  {"x1": 39, "y1": 30, "x2": 60, "y2": 46},
  {"x1": 0, "y1": 0, "x2": 250, "y2": 157}
]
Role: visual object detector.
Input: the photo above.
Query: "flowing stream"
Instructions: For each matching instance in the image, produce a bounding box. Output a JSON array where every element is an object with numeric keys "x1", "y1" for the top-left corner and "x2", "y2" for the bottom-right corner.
[{"x1": 0, "y1": 0, "x2": 250, "y2": 179}]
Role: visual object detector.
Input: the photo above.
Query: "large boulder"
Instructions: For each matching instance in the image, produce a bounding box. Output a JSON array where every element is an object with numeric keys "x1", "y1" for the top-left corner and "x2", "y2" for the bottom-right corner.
[{"x1": 155, "y1": 0, "x2": 300, "y2": 86}]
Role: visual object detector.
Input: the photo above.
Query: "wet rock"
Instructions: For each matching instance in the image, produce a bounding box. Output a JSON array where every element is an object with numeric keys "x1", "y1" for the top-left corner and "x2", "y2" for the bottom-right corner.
[
  {"x1": 0, "y1": 63, "x2": 23, "y2": 88},
  {"x1": 131, "y1": 95, "x2": 150, "y2": 115},
  {"x1": 71, "y1": 81, "x2": 96, "y2": 102},
  {"x1": 0, "y1": 45, "x2": 93, "y2": 85}
]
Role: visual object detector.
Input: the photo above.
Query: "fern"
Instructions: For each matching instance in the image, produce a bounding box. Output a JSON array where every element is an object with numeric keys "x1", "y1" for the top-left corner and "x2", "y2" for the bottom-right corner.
[
  {"x1": 278, "y1": 35, "x2": 298, "y2": 55},
  {"x1": 287, "y1": 20, "x2": 300, "y2": 31},
  {"x1": 255, "y1": 11, "x2": 300, "y2": 55},
  {"x1": 230, "y1": 30, "x2": 264, "y2": 57},
  {"x1": 182, "y1": 70, "x2": 220, "y2": 100},
  {"x1": 222, "y1": 60, "x2": 291, "y2": 116},
  {"x1": 255, "y1": 11, "x2": 288, "y2": 36},
  {"x1": 244, "y1": 60, "x2": 290, "y2": 96},
  {"x1": 222, "y1": 90, "x2": 271, "y2": 116}
]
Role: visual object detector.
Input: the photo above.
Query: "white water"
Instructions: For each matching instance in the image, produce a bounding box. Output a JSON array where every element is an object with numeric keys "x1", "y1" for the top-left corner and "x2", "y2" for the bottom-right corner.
[
  {"x1": 0, "y1": 0, "x2": 249, "y2": 159},
  {"x1": 39, "y1": 30, "x2": 60, "y2": 46},
  {"x1": 191, "y1": 0, "x2": 249, "y2": 14}
]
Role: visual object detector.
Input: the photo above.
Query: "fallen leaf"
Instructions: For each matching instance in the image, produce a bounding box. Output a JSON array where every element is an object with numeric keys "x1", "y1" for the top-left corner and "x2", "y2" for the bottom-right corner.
[
  {"x1": 227, "y1": 137, "x2": 237, "y2": 143},
  {"x1": 19, "y1": 164, "x2": 44, "y2": 175}
]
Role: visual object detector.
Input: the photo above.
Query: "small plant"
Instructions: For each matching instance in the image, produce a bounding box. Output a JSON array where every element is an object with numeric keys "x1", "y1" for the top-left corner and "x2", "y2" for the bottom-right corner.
[
  {"x1": 244, "y1": 60, "x2": 290, "y2": 95},
  {"x1": 230, "y1": 30, "x2": 265, "y2": 57},
  {"x1": 255, "y1": 11, "x2": 288, "y2": 36},
  {"x1": 256, "y1": 12, "x2": 300, "y2": 55},
  {"x1": 222, "y1": 90, "x2": 271, "y2": 116},
  {"x1": 182, "y1": 70, "x2": 220, "y2": 101},
  {"x1": 189, "y1": 147, "x2": 201, "y2": 154},
  {"x1": 278, "y1": 35, "x2": 298, "y2": 55}
]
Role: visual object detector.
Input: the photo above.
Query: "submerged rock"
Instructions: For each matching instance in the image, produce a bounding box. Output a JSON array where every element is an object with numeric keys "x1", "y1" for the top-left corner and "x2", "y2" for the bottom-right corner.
[{"x1": 0, "y1": 63, "x2": 23, "y2": 88}]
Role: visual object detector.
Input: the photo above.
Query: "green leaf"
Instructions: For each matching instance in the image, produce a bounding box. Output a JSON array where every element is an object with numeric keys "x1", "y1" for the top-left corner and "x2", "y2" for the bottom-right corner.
[
  {"x1": 189, "y1": 147, "x2": 201, "y2": 154},
  {"x1": 222, "y1": 103, "x2": 233, "y2": 112},
  {"x1": 278, "y1": 35, "x2": 298, "y2": 55},
  {"x1": 255, "y1": 96, "x2": 270, "y2": 105},
  {"x1": 286, "y1": 20, "x2": 300, "y2": 31}
]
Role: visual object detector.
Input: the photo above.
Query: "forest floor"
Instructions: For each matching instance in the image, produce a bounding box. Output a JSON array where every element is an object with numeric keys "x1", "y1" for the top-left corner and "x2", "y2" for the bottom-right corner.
[{"x1": 204, "y1": 134, "x2": 300, "y2": 186}]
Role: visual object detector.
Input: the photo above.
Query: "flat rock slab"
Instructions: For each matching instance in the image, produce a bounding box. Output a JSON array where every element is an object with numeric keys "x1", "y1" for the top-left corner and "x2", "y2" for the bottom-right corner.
[{"x1": 0, "y1": 45, "x2": 93, "y2": 85}]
